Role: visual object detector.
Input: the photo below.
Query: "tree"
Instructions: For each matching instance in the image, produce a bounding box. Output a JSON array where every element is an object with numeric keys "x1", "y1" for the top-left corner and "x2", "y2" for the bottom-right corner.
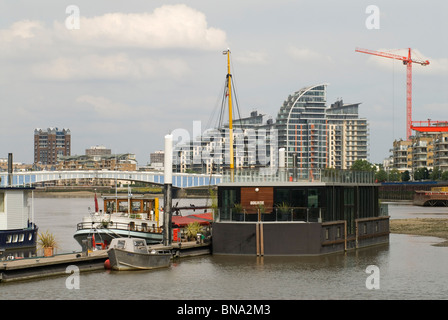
[
  {"x1": 402, "y1": 170, "x2": 410, "y2": 182},
  {"x1": 375, "y1": 169, "x2": 387, "y2": 182},
  {"x1": 350, "y1": 160, "x2": 376, "y2": 172},
  {"x1": 430, "y1": 167, "x2": 442, "y2": 180},
  {"x1": 441, "y1": 171, "x2": 448, "y2": 181},
  {"x1": 414, "y1": 167, "x2": 429, "y2": 181},
  {"x1": 388, "y1": 169, "x2": 401, "y2": 182}
]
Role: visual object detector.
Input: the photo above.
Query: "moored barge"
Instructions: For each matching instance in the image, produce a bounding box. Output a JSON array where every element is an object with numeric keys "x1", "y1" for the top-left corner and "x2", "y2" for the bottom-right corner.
[
  {"x1": 414, "y1": 187, "x2": 448, "y2": 206},
  {"x1": 212, "y1": 168, "x2": 389, "y2": 256}
]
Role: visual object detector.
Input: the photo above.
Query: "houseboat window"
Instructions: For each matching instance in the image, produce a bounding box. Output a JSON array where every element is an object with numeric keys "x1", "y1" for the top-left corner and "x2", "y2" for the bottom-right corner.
[
  {"x1": 308, "y1": 189, "x2": 318, "y2": 208},
  {"x1": 6, "y1": 235, "x2": 12, "y2": 243},
  {"x1": 28, "y1": 233, "x2": 33, "y2": 241},
  {"x1": 344, "y1": 187, "x2": 355, "y2": 235},
  {"x1": 131, "y1": 201, "x2": 141, "y2": 212},
  {"x1": 0, "y1": 192, "x2": 4, "y2": 212},
  {"x1": 291, "y1": 189, "x2": 307, "y2": 207},
  {"x1": 220, "y1": 188, "x2": 240, "y2": 220},
  {"x1": 13, "y1": 234, "x2": 18, "y2": 243},
  {"x1": 19, "y1": 234, "x2": 24, "y2": 242},
  {"x1": 116, "y1": 240, "x2": 126, "y2": 249}
]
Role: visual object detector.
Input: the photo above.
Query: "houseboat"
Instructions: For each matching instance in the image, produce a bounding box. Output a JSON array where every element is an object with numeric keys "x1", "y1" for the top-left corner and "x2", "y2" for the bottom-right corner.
[
  {"x1": 212, "y1": 168, "x2": 390, "y2": 256},
  {"x1": 74, "y1": 194, "x2": 163, "y2": 249},
  {"x1": 0, "y1": 186, "x2": 39, "y2": 260}
]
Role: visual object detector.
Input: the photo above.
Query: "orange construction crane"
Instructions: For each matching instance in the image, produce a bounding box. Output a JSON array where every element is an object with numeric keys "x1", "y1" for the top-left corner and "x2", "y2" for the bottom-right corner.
[{"x1": 355, "y1": 47, "x2": 430, "y2": 140}]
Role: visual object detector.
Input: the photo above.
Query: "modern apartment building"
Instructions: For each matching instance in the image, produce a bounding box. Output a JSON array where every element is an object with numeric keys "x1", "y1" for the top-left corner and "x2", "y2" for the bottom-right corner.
[
  {"x1": 433, "y1": 133, "x2": 448, "y2": 172},
  {"x1": 34, "y1": 128, "x2": 71, "y2": 165},
  {"x1": 57, "y1": 153, "x2": 137, "y2": 171},
  {"x1": 391, "y1": 139, "x2": 412, "y2": 172},
  {"x1": 276, "y1": 84, "x2": 328, "y2": 169},
  {"x1": 276, "y1": 84, "x2": 368, "y2": 170},
  {"x1": 85, "y1": 145, "x2": 111, "y2": 156},
  {"x1": 173, "y1": 84, "x2": 369, "y2": 174},
  {"x1": 411, "y1": 135, "x2": 434, "y2": 171},
  {"x1": 173, "y1": 111, "x2": 277, "y2": 173},
  {"x1": 326, "y1": 100, "x2": 369, "y2": 169},
  {"x1": 389, "y1": 133, "x2": 448, "y2": 175}
]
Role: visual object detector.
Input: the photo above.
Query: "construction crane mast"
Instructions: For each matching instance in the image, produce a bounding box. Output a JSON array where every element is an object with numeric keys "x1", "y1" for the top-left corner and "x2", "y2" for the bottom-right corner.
[{"x1": 355, "y1": 47, "x2": 430, "y2": 140}]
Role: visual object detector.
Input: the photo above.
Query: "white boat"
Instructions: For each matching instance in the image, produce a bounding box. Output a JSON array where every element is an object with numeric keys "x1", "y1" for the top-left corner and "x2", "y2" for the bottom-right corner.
[
  {"x1": 107, "y1": 238, "x2": 172, "y2": 271},
  {"x1": 0, "y1": 186, "x2": 38, "y2": 260},
  {"x1": 74, "y1": 194, "x2": 164, "y2": 249}
]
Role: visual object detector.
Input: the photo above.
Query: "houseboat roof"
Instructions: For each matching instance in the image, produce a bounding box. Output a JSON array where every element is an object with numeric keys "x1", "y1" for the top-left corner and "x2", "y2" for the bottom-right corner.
[{"x1": 220, "y1": 168, "x2": 377, "y2": 186}]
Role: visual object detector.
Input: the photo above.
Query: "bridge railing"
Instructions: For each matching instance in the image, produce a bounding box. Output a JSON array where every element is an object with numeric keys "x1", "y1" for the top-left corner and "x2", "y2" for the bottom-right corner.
[{"x1": 0, "y1": 170, "x2": 222, "y2": 188}]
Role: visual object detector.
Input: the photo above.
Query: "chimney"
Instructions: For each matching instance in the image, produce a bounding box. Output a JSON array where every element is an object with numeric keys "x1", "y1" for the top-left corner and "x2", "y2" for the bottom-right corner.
[{"x1": 8, "y1": 153, "x2": 13, "y2": 186}]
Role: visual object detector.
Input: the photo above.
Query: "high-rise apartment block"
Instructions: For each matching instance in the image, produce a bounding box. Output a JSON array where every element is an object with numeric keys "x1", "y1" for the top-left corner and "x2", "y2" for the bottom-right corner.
[
  {"x1": 276, "y1": 84, "x2": 369, "y2": 170},
  {"x1": 34, "y1": 128, "x2": 71, "y2": 165},
  {"x1": 326, "y1": 100, "x2": 369, "y2": 169},
  {"x1": 390, "y1": 132, "x2": 448, "y2": 175}
]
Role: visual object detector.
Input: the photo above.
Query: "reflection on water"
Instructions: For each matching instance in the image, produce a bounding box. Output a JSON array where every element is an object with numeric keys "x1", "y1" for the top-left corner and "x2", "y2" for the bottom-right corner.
[{"x1": 1, "y1": 197, "x2": 448, "y2": 300}]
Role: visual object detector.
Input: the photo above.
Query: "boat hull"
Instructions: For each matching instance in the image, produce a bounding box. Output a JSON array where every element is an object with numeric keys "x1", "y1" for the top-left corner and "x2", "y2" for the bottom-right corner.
[
  {"x1": 413, "y1": 191, "x2": 448, "y2": 206},
  {"x1": 73, "y1": 229, "x2": 163, "y2": 249},
  {"x1": 0, "y1": 226, "x2": 39, "y2": 260},
  {"x1": 107, "y1": 248, "x2": 171, "y2": 271}
]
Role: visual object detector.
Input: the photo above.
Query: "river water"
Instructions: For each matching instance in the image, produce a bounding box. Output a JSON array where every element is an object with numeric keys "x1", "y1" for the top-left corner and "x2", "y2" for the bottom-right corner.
[{"x1": 1, "y1": 196, "x2": 448, "y2": 300}]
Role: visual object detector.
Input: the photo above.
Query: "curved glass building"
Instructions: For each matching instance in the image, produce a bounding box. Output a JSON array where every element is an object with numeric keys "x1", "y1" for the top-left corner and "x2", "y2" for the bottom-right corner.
[{"x1": 276, "y1": 84, "x2": 328, "y2": 169}]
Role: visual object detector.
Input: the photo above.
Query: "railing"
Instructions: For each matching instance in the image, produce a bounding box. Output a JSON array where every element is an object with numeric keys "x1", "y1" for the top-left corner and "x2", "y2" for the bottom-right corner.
[
  {"x1": 222, "y1": 168, "x2": 375, "y2": 184},
  {"x1": 215, "y1": 206, "x2": 325, "y2": 223},
  {"x1": 76, "y1": 221, "x2": 163, "y2": 234},
  {"x1": 214, "y1": 203, "x2": 389, "y2": 223}
]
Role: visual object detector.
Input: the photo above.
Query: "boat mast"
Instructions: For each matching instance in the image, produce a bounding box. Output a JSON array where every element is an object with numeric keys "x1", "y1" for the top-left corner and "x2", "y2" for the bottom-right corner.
[{"x1": 223, "y1": 49, "x2": 234, "y2": 173}]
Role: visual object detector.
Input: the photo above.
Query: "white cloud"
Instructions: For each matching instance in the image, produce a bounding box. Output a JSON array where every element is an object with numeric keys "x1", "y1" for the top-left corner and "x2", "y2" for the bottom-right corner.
[
  {"x1": 76, "y1": 95, "x2": 132, "y2": 119},
  {"x1": 286, "y1": 45, "x2": 333, "y2": 63},
  {"x1": 53, "y1": 4, "x2": 227, "y2": 50},
  {"x1": 0, "y1": 4, "x2": 226, "y2": 81},
  {"x1": 234, "y1": 50, "x2": 269, "y2": 65},
  {"x1": 31, "y1": 54, "x2": 190, "y2": 80}
]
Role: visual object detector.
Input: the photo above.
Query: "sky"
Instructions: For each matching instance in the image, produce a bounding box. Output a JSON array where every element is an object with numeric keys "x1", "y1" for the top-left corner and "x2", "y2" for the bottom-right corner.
[{"x1": 0, "y1": 0, "x2": 447, "y2": 166}]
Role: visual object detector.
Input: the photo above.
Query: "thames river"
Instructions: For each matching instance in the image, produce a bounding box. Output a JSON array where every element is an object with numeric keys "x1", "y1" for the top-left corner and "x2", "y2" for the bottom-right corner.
[{"x1": 1, "y1": 196, "x2": 448, "y2": 300}]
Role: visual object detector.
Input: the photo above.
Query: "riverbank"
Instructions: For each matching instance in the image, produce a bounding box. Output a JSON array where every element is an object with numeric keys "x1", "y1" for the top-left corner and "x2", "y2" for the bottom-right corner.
[{"x1": 390, "y1": 218, "x2": 448, "y2": 247}]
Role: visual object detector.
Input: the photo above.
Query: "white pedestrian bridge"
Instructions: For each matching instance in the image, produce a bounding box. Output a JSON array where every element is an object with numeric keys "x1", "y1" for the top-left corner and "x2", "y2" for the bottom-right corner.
[{"x1": 0, "y1": 170, "x2": 222, "y2": 188}]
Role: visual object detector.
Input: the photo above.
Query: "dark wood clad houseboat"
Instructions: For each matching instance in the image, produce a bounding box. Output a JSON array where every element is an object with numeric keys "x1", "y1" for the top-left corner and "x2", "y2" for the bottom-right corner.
[{"x1": 212, "y1": 168, "x2": 389, "y2": 256}]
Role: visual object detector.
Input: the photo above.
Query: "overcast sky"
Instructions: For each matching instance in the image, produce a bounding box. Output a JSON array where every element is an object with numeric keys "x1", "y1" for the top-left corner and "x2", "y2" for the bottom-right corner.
[{"x1": 1, "y1": 0, "x2": 447, "y2": 166}]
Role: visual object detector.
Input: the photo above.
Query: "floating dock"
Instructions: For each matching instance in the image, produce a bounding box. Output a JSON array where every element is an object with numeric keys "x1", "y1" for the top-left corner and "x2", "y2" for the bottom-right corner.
[{"x1": 0, "y1": 241, "x2": 210, "y2": 283}]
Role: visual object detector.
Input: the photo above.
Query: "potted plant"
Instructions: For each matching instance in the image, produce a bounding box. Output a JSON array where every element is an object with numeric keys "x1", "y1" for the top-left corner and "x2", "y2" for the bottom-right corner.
[
  {"x1": 232, "y1": 203, "x2": 244, "y2": 221},
  {"x1": 184, "y1": 222, "x2": 203, "y2": 241},
  {"x1": 276, "y1": 202, "x2": 291, "y2": 221},
  {"x1": 38, "y1": 230, "x2": 59, "y2": 257}
]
